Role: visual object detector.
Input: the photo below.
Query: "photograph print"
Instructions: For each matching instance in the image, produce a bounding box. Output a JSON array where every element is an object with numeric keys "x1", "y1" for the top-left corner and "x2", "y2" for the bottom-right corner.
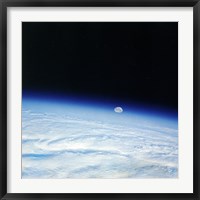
[{"x1": 22, "y1": 22, "x2": 178, "y2": 179}]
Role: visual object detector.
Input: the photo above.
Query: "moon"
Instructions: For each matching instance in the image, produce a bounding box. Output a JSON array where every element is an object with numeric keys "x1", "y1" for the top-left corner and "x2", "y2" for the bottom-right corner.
[{"x1": 114, "y1": 107, "x2": 123, "y2": 113}]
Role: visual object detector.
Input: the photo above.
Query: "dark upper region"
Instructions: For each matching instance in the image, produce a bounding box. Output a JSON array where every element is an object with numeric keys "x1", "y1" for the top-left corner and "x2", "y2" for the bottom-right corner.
[{"x1": 22, "y1": 22, "x2": 178, "y2": 109}]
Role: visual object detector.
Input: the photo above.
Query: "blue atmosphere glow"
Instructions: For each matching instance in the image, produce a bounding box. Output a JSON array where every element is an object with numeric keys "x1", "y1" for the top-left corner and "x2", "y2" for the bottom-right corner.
[{"x1": 22, "y1": 93, "x2": 178, "y2": 178}]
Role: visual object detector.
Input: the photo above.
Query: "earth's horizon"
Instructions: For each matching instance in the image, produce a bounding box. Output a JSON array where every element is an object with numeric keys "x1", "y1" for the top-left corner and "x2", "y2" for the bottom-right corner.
[{"x1": 22, "y1": 95, "x2": 178, "y2": 179}]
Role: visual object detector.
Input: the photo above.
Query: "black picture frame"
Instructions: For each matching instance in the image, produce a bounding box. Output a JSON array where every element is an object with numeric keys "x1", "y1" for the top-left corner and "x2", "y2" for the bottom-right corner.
[{"x1": 0, "y1": 0, "x2": 199, "y2": 199}]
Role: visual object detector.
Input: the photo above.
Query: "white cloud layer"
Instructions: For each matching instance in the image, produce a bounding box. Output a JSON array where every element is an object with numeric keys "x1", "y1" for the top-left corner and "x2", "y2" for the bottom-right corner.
[{"x1": 22, "y1": 99, "x2": 178, "y2": 179}]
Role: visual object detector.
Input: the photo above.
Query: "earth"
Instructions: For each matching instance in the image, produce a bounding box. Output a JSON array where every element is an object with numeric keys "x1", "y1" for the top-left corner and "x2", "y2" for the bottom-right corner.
[{"x1": 22, "y1": 96, "x2": 178, "y2": 179}]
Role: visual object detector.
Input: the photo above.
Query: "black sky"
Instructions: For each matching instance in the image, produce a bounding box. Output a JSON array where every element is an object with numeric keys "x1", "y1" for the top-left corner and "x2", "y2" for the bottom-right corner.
[{"x1": 22, "y1": 22, "x2": 178, "y2": 111}]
